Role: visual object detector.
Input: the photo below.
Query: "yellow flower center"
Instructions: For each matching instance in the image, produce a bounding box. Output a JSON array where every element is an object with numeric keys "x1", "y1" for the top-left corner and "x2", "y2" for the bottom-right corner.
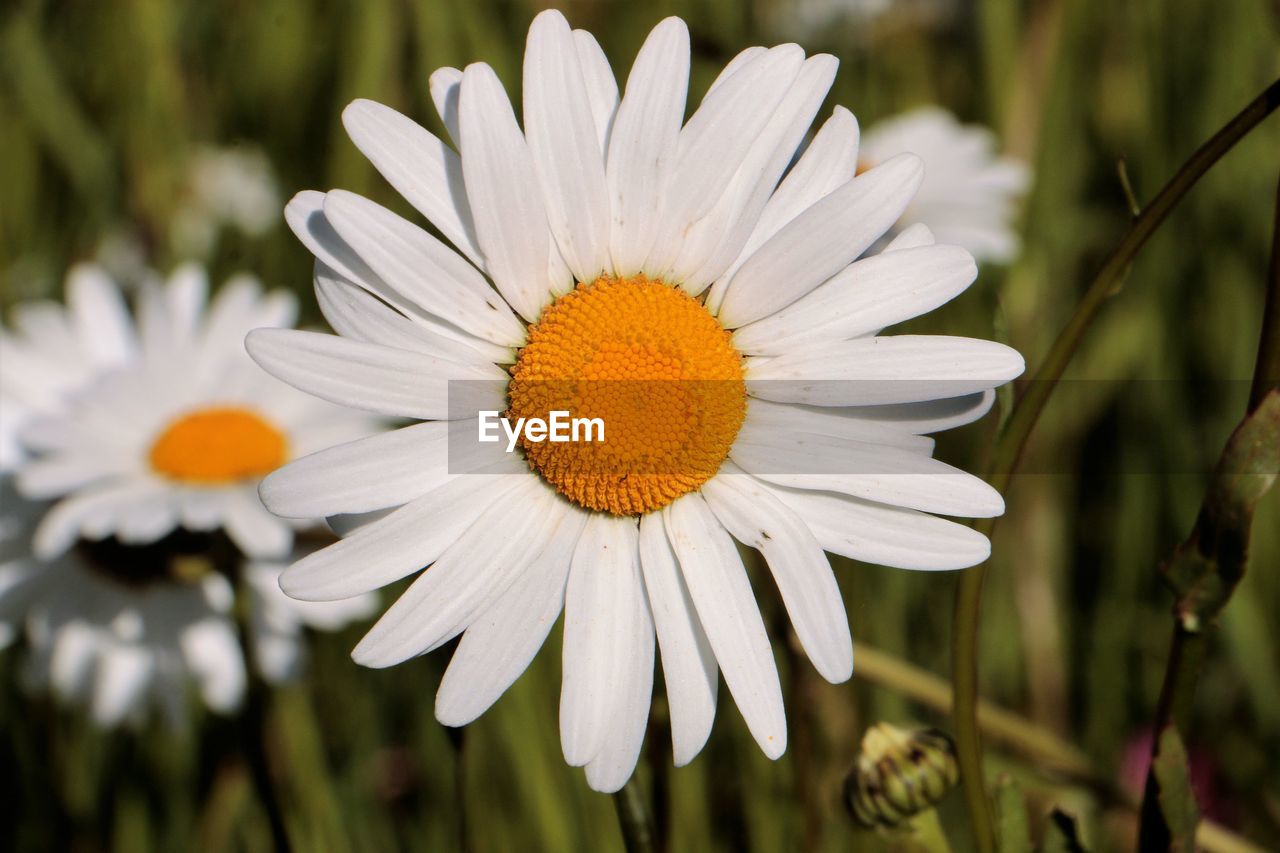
[
  {"x1": 149, "y1": 407, "x2": 288, "y2": 485},
  {"x1": 508, "y1": 275, "x2": 746, "y2": 515}
]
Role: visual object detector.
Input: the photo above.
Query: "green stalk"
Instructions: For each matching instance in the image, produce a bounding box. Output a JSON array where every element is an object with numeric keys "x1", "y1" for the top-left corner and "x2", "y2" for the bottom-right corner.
[
  {"x1": 952, "y1": 78, "x2": 1280, "y2": 852},
  {"x1": 613, "y1": 776, "x2": 657, "y2": 853}
]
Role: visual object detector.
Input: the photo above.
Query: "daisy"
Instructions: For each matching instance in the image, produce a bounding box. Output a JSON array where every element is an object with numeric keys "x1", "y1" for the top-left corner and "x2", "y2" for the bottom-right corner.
[
  {"x1": 12, "y1": 265, "x2": 379, "y2": 562},
  {"x1": 0, "y1": 481, "x2": 247, "y2": 727},
  {"x1": 247, "y1": 11, "x2": 1024, "y2": 792},
  {"x1": 860, "y1": 106, "x2": 1030, "y2": 263}
]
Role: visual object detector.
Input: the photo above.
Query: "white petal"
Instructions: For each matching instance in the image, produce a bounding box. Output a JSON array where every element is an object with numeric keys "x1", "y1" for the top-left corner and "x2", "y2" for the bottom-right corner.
[
  {"x1": 559, "y1": 513, "x2": 642, "y2": 766},
  {"x1": 92, "y1": 642, "x2": 154, "y2": 726},
  {"x1": 523, "y1": 10, "x2": 612, "y2": 283},
  {"x1": 744, "y1": 398, "x2": 935, "y2": 454},
  {"x1": 573, "y1": 29, "x2": 619, "y2": 153},
  {"x1": 16, "y1": 452, "x2": 132, "y2": 500},
  {"x1": 883, "y1": 222, "x2": 935, "y2": 251},
  {"x1": 33, "y1": 480, "x2": 167, "y2": 560},
  {"x1": 729, "y1": 427, "x2": 1006, "y2": 517},
  {"x1": 744, "y1": 335, "x2": 1025, "y2": 406},
  {"x1": 180, "y1": 617, "x2": 247, "y2": 713},
  {"x1": 262, "y1": 421, "x2": 449, "y2": 518},
  {"x1": 677, "y1": 54, "x2": 838, "y2": 298},
  {"x1": 67, "y1": 264, "x2": 136, "y2": 367},
  {"x1": 638, "y1": 512, "x2": 716, "y2": 766},
  {"x1": 644, "y1": 45, "x2": 805, "y2": 278},
  {"x1": 352, "y1": 477, "x2": 561, "y2": 667},
  {"x1": 584, "y1": 578, "x2": 654, "y2": 793},
  {"x1": 718, "y1": 107, "x2": 860, "y2": 288},
  {"x1": 460, "y1": 62, "x2": 558, "y2": 320},
  {"x1": 314, "y1": 261, "x2": 508, "y2": 363},
  {"x1": 663, "y1": 494, "x2": 786, "y2": 759},
  {"x1": 428, "y1": 67, "x2": 463, "y2": 145},
  {"x1": 702, "y1": 468, "x2": 852, "y2": 683},
  {"x1": 224, "y1": 491, "x2": 292, "y2": 559},
  {"x1": 833, "y1": 391, "x2": 997, "y2": 435},
  {"x1": 280, "y1": 474, "x2": 521, "y2": 601},
  {"x1": 245, "y1": 328, "x2": 506, "y2": 420},
  {"x1": 733, "y1": 245, "x2": 977, "y2": 354},
  {"x1": 716, "y1": 153, "x2": 924, "y2": 327},
  {"x1": 50, "y1": 620, "x2": 97, "y2": 698},
  {"x1": 605, "y1": 17, "x2": 689, "y2": 276},
  {"x1": 322, "y1": 190, "x2": 524, "y2": 347},
  {"x1": 285, "y1": 192, "x2": 512, "y2": 364},
  {"x1": 341, "y1": 99, "x2": 486, "y2": 270},
  {"x1": 756, "y1": 478, "x2": 992, "y2": 570},
  {"x1": 435, "y1": 507, "x2": 588, "y2": 726}
]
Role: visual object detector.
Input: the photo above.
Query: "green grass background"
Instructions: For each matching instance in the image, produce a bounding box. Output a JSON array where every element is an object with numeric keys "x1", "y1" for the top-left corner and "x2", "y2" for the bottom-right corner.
[{"x1": 1, "y1": 0, "x2": 1279, "y2": 850}]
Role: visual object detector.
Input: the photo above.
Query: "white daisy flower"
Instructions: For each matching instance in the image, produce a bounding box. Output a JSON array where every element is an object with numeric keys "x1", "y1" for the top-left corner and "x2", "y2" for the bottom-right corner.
[
  {"x1": 247, "y1": 11, "x2": 1024, "y2": 793},
  {"x1": 0, "y1": 479, "x2": 246, "y2": 727},
  {"x1": 173, "y1": 145, "x2": 282, "y2": 257},
  {"x1": 12, "y1": 265, "x2": 379, "y2": 562},
  {"x1": 860, "y1": 106, "x2": 1031, "y2": 263}
]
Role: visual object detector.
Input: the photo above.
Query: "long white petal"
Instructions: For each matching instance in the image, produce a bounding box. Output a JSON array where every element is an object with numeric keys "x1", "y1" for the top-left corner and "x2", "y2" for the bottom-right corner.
[
  {"x1": 341, "y1": 99, "x2": 486, "y2": 270},
  {"x1": 285, "y1": 191, "x2": 512, "y2": 363},
  {"x1": 729, "y1": 427, "x2": 1006, "y2": 517},
  {"x1": 559, "y1": 514, "x2": 642, "y2": 766},
  {"x1": 744, "y1": 335, "x2": 1025, "y2": 406},
  {"x1": 279, "y1": 474, "x2": 524, "y2": 601},
  {"x1": 460, "y1": 63, "x2": 559, "y2": 320},
  {"x1": 523, "y1": 10, "x2": 612, "y2": 283},
  {"x1": 744, "y1": 398, "x2": 935, "y2": 455},
  {"x1": 584, "y1": 574, "x2": 654, "y2": 793},
  {"x1": 719, "y1": 107, "x2": 860, "y2": 287},
  {"x1": 246, "y1": 328, "x2": 506, "y2": 420},
  {"x1": 605, "y1": 17, "x2": 689, "y2": 275},
  {"x1": 679, "y1": 54, "x2": 839, "y2": 298},
  {"x1": 733, "y1": 245, "x2": 977, "y2": 354},
  {"x1": 831, "y1": 391, "x2": 997, "y2": 435},
  {"x1": 754, "y1": 477, "x2": 992, "y2": 570},
  {"x1": 428, "y1": 67, "x2": 463, "y2": 145},
  {"x1": 702, "y1": 467, "x2": 852, "y2": 683},
  {"x1": 67, "y1": 265, "x2": 136, "y2": 367},
  {"x1": 644, "y1": 45, "x2": 805, "y2": 278},
  {"x1": 352, "y1": 478, "x2": 560, "y2": 667},
  {"x1": 313, "y1": 261, "x2": 509, "y2": 363},
  {"x1": 322, "y1": 190, "x2": 525, "y2": 347},
  {"x1": 638, "y1": 512, "x2": 717, "y2": 766},
  {"x1": 435, "y1": 507, "x2": 588, "y2": 726},
  {"x1": 573, "y1": 29, "x2": 619, "y2": 154},
  {"x1": 716, "y1": 153, "x2": 924, "y2": 327},
  {"x1": 663, "y1": 494, "x2": 786, "y2": 760},
  {"x1": 261, "y1": 421, "x2": 451, "y2": 518}
]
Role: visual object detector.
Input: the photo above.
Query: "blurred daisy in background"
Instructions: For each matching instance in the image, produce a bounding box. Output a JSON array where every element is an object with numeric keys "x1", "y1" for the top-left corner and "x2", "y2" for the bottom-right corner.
[
  {"x1": 0, "y1": 263, "x2": 380, "y2": 726},
  {"x1": 860, "y1": 106, "x2": 1030, "y2": 263},
  {"x1": 172, "y1": 145, "x2": 282, "y2": 259},
  {"x1": 249, "y1": 10, "x2": 1023, "y2": 792}
]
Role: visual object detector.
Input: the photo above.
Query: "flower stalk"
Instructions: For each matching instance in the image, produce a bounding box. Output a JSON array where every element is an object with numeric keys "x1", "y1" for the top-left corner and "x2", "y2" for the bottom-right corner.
[{"x1": 952, "y1": 78, "x2": 1280, "y2": 852}]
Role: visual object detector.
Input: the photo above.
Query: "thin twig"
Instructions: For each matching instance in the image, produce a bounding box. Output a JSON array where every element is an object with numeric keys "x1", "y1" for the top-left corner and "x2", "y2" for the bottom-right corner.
[{"x1": 952, "y1": 78, "x2": 1280, "y2": 852}]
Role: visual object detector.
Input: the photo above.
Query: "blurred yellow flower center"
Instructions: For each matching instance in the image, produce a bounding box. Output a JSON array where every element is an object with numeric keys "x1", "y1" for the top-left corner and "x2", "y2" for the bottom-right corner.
[
  {"x1": 149, "y1": 408, "x2": 288, "y2": 485},
  {"x1": 509, "y1": 275, "x2": 746, "y2": 516}
]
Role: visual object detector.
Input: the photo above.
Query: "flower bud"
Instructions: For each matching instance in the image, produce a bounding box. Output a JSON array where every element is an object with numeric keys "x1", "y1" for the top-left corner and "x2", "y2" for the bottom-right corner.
[{"x1": 844, "y1": 723, "x2": 959, "y2": 828}]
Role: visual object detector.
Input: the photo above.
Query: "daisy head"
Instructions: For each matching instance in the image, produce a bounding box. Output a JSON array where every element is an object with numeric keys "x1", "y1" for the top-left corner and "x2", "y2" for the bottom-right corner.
[
  {"x1": 860, "y1": 106, "x2": 1031, "y2": 263},
  {"x1": 11, "y1": 264, "x2": 379, "y2": 562},
  {"x1": 248, "y1": 11, "x2": 1024, "y2": 792}
]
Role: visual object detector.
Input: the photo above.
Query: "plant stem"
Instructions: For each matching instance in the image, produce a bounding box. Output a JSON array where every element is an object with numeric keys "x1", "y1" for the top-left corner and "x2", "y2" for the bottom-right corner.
[
  {"x1": 613, "y1": 776, "x2": 657, "y2": 853},
  {"x1": 1249, "y1": 173, "x2": 1280, "y2": 412},
  {"x1": 952, "y1": 78, "x2": 1280, "y2": 853}
]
